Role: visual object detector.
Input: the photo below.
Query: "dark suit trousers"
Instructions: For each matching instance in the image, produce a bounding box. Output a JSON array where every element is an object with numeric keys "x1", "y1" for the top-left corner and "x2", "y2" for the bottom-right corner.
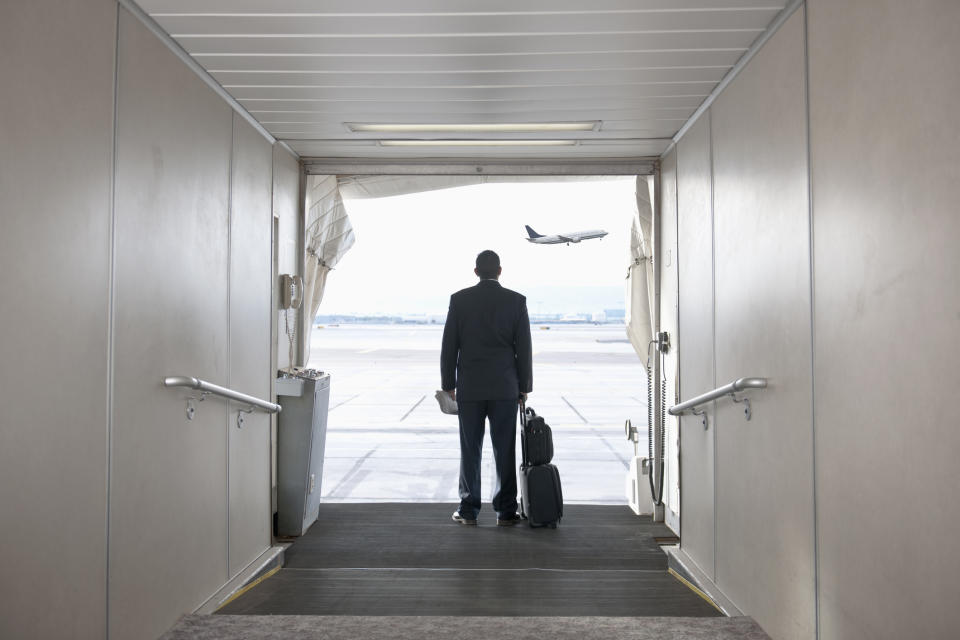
[{"x1": 457, "y1": 399, "x2": 518, "y2": 520}]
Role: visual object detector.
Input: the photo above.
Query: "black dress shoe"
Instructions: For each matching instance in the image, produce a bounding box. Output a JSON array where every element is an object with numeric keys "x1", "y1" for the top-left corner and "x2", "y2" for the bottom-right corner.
[
  {"x1": 452, "y1": 511, "x2": 477, "y2": 526},
  {"x1": 496, "y1": 513, "x2": 523, "y2": 526}
]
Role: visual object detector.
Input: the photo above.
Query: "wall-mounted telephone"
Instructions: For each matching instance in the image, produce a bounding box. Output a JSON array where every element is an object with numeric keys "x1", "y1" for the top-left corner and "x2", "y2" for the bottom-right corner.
[
  {"x1": 280, "y1": 274, "x2": 303, "y2": 373},
  {"x1": 280, "y1": 274, "x2": 304, "y2": 310}
]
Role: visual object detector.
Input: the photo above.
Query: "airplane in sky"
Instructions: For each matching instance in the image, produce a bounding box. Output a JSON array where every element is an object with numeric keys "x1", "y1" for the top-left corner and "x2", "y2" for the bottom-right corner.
[{"x1": 524, "y1": 225, "x2": 608, "y2": 245}]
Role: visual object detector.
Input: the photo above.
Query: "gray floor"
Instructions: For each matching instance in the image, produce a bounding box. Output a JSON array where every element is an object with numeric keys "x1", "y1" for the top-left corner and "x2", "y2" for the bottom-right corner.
[
  {"x1": 217, "y1": 504, "x2": 720, "y2": 618},
  {"x1": 308, "y1": 324, "x2": 648, "y2": 504},
  {"x1": 282, "y1": 503, "x2": 671, "y2": 570},
  {"x1": 164, "y1": 615, "x2": 769, "y2": 639},
  {"x1": 216, "y1": 568, "x2": 722, "y2": 617}
]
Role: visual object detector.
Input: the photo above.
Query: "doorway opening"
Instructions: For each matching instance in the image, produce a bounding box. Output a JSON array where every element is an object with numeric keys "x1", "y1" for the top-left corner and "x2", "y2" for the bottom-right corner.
[{"x1": 305, "y1": 178, "x2": 650, "y2": 508}]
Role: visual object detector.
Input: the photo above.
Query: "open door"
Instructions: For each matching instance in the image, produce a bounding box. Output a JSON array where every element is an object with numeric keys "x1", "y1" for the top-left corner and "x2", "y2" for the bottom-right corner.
[{"x1": 658, "y1": 155, "x2": 681, "y2": 534}]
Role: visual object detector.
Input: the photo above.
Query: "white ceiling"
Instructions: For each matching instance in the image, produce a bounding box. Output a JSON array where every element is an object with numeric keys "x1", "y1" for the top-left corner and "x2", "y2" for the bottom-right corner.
[{"x1": 140, "y1": 0, "x2": 787, "y2": 161}]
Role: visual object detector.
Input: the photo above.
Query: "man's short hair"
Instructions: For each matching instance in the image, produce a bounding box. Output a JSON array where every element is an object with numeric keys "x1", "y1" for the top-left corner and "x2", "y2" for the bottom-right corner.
[{"x1": 475, "y1": 250, "x2": 501, "y2": 279}]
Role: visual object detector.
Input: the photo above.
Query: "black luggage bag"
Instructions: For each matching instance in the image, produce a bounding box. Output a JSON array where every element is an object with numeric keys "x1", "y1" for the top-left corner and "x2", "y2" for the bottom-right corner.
[
  {"x1": 520, "y1": 464, "x2": 563, "y2": 528},
  {"x1": 521, "y1": 405, "x2": 554, "y2": 466},
  {"x1": 519, "y1": 401, "x2": 563, "y2": 528}
]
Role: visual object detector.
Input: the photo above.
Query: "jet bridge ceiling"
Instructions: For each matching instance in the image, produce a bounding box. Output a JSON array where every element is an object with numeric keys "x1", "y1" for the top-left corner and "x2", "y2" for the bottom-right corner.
[{"x1": 139, "y1": 0, "x2": 787, "y2": 161}]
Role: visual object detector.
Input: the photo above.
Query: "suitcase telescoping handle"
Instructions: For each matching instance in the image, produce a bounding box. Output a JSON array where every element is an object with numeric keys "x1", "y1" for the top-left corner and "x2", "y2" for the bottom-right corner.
[{"x1": 519, "y1": 396, "x2": 528, "y2": 467}]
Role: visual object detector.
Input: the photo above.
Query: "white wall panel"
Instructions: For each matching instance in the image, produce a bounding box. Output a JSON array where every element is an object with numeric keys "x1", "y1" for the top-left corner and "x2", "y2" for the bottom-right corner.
[
  {"x1": 710, "y1": 10, "x2": 814, "y2": 639},
  {"x1": 228, "y1": 114, "x2": 274, "y2": 575},
  {"x1": 808, "y1": 1, "x2": 960, "y2": 637},
  {"x1": 274, "y1": 145, "x2": 301, "y2": 371},
  {"x1": 110, "y1": 9, "x2": 232, "y2": 639},
  {"x1": 0, "y1": 2, "x2": 115, "y2": 638},
  {"x1": 675, "y1": 114, "x2": 716, "y2": 579}
]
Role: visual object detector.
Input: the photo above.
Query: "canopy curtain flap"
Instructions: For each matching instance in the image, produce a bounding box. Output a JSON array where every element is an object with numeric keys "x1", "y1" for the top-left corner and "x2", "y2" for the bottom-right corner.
[
  {"x1": 336, "y1": 174, "x2": 620, "y2": 200},
  {"x1": 303, "y1": 174, "x2": 356, "y2": 364},
  {"x1": 625, "y1": 175, "x2": 655, "y2": 365}
]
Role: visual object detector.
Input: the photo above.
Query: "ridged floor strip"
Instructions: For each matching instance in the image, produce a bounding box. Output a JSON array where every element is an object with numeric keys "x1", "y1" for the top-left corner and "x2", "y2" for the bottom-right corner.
[{"x1": 217, "y1": 504, "x2": 723, "y2": 618}]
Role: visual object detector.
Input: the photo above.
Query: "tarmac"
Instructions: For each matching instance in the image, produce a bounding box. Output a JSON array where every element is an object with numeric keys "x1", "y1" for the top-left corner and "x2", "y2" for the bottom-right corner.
[{"x1": 306, "y1": 323, "x2": 649, "y2": 506}]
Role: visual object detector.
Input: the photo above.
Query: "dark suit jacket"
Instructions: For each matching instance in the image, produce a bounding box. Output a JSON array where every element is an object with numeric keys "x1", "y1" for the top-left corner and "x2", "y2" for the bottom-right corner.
[{"x1": 440, "y1": 280, "x2": 533, "y2": 402}]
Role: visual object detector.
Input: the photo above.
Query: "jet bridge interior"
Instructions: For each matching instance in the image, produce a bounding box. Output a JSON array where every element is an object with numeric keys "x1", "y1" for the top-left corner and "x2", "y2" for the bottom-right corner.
[{"x1": 3, "y1": 1, "x2": 960, "y2": 639}]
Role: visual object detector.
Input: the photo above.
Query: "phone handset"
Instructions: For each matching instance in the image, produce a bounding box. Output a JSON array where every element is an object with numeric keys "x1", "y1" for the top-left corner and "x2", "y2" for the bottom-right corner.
[
  {"x1": 280, "y1": 274, "x2": 304, "y2": 310},
  {"x1": 279, "y1": 274, "x2": 304, "y2": 374}
]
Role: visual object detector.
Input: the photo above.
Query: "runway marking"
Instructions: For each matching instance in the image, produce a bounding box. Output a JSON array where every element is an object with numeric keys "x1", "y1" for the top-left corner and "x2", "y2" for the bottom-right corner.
[
  {"x1": 591, "y1": 427, "x2": 631, "y2": 469},
  {"x1": 560, "y1": 396, "x2": 589, "y2": 424},
  {"x1": 323, "y1": 455, "x2": 618, "y2": 463},
  {"x1": 325, "y1": 428, "x2": 607, "y2": 436},
  {"x1": 329, "y1": 394, "x2": 361, "y2": 411},
  {"x1": 400, "y1": 395, "x2": 426, "y2": 422},
  {"x1": 325, "y1": 447, "x2": 378, "y2": 499},
  {"x1": 357, "y1": 348, "x2": 378, "y2": 354}
]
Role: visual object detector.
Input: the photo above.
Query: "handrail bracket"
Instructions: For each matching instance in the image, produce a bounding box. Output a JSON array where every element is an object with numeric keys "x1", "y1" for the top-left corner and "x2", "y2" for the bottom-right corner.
[
  {"x1": 691, "y1": 407, "x2": 708, "y2": 429},
  {"x1": 237, "y1": 405, "x2": 256, "y2": 429},
  {"x1": 730, "y1": 394, "x2": 752, "y2": 421}
]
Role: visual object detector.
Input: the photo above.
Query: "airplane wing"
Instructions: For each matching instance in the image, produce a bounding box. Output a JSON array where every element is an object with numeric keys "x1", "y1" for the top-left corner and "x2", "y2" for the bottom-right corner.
[{"x1": 558, "y1": 235, "x2": 580, "y2": 243}]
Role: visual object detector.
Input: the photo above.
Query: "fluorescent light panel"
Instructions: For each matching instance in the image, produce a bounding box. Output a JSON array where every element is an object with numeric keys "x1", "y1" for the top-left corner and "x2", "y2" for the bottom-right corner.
[
  {"x1": 379, "y1": 140, "x2": 577, "y2": 147},
  {"x1": 350, "y1": 122, "x2": 598, "y2": 133}
]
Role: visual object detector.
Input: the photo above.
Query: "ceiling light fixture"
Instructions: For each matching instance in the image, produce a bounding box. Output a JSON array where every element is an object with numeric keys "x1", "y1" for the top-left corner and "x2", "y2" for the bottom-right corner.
[
  {"x1": 351, "y1": 122, "x2": 598, "y2": 133},
  {"x1": 379, "y1": 140, "x2": 578, "y2": 147}
]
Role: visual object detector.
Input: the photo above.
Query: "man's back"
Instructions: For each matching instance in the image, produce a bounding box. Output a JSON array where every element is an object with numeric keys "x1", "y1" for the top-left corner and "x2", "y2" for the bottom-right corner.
[
  {"x1": 442, "y1": 250, "x2": 530, "y2": 526},
  {"x1": 441, "y1": 280, "x2": 533, "y2": 402}
]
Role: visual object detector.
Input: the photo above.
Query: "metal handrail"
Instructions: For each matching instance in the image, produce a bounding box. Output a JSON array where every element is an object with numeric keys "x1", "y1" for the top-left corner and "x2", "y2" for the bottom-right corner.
[
  {"x1": 668, "y1": 377, "x2": 767, "y2": 416},
  {"x1": 163, "y1": 376, "x2": 281, "y2": 414}
]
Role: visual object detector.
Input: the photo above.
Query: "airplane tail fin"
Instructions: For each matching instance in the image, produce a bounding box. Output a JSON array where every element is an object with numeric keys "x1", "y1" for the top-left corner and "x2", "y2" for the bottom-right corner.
[{"x1": 524, "y1": 225, "x2": 543, "y2": 238}]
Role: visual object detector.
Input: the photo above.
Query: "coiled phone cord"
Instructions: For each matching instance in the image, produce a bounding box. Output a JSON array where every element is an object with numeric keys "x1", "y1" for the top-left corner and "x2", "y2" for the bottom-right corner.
[{"x1": 646, "y1": 339, "x2": 666, "y2": 506}]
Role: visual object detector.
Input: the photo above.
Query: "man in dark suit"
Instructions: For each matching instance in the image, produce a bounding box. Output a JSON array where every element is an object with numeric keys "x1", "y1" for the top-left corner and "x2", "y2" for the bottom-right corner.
[{"x1": 441, "y1": 250, "x2": 533, "y2": 526}]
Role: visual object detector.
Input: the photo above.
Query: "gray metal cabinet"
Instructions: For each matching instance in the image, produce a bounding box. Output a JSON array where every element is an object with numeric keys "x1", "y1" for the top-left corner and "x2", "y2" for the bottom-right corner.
[{"x1": 276, "y1": 372, "x2": 330, "y2": 536}]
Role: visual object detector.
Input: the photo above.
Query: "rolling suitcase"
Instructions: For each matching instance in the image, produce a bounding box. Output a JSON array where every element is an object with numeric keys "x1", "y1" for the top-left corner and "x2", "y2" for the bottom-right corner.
[
  {"x1": 519, "y1": 401, "x2": 563, "y2": 528},
  {"x1": 519, "y1": 463, "x2": 563, "y2": 528}
]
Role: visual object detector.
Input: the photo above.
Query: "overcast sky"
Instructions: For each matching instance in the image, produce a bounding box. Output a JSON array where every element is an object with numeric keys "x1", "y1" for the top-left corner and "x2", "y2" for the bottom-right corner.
[{"x1": 320, "y1": 178, "x2": 641, "y2": 316}]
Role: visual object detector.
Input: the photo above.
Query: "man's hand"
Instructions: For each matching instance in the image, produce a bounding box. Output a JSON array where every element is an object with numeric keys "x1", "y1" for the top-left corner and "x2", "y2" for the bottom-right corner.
[
  {"x1": 445, "y1": 389, "x2": 456, "y2": 401},
  {"x1": 519, "y1": 392, "x2": 528, "y2": 404}
]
